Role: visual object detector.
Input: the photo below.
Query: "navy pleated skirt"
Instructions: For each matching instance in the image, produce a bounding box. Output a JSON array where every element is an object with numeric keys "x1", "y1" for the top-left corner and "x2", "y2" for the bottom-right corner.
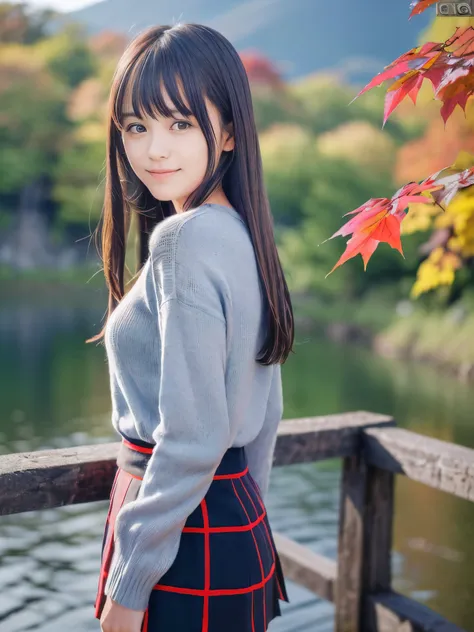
[{"x1": 94, "y1": 433, "x2": 290, "y2": 631}]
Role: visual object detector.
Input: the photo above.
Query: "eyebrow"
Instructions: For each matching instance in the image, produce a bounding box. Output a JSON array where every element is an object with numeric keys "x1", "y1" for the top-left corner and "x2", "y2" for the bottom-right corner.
[{"x1": 121, "y1": 109, "x2": 183, "y2": 119}]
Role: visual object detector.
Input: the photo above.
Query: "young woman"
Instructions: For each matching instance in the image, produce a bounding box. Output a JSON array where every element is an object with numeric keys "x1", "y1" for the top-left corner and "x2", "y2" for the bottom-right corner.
[{"x1": 90, "y1": 22, "x2": 295, "y2": 632}]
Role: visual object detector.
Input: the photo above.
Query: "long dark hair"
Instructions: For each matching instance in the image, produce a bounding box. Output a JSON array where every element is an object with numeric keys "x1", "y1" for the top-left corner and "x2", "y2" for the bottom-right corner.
[{"x1": 86, "y1": 23, "x2": 294, "y2": 365}]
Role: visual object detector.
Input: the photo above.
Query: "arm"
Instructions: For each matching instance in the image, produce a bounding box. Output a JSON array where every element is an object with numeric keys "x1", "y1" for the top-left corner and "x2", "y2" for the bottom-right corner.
[
  {"x1": 245, "y1": 364, "x2": 284, "y2": 502},
  {"x1": 104, "y1": 294, "x2": 231, "y2": 611}
]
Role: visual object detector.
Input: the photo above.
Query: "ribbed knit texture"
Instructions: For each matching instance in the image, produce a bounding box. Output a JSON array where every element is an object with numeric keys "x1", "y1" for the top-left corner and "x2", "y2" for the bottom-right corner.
[{"x1": 103, "y1": 203, "x2": 284, "y2": 611}]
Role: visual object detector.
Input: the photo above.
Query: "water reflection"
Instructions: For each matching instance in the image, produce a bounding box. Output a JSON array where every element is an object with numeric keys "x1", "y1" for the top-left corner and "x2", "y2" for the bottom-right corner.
[
  {"x1": 0, "y1": 303, "x2": 111, "y2": 453},
  {"x1": 1, "y1": 306, "x2": 474, "y2": 630}
]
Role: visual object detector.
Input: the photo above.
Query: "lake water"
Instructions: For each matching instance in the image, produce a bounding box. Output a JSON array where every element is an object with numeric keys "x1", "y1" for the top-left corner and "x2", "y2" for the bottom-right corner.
[{"x1": 1, "y1": 299, "x2": 474, "y2": 631}]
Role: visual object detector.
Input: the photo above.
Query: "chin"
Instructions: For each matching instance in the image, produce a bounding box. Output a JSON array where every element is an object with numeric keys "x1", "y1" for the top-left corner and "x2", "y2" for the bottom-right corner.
[{"x1": 147, "y1": 184, "x2": 178, "y2": 200}]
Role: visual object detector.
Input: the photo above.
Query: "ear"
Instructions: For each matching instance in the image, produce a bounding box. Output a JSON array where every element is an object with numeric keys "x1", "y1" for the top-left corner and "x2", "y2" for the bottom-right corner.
[{"x1": 222, "y1": 122, "x2": 235, "y2": 152}]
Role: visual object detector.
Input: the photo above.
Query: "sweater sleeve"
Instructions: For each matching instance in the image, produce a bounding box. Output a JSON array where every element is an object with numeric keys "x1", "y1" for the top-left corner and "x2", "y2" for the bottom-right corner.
[
  {"x1": 104, "y1": 293, "x2": 231, "y2": 610},
  {"x1": 244, "y1": 364, "x2": 284, "y2": 502}
]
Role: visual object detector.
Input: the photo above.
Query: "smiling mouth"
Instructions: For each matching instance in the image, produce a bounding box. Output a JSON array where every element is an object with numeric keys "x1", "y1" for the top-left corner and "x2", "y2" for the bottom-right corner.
[{"x1": 147, "y1": 169, "x2": 180, "y2": 180}]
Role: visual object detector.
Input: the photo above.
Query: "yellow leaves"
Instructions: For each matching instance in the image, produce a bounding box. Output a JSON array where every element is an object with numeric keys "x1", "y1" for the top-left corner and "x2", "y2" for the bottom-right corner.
[
  {"x1": 439, "y1": 188, "x2": 474, "y2": 218},
  {"x1": 439, "y1": 189, "x2": 474, "y2": 252},
  {"x1": 447, "y1": 235, "x2": 463, "y2": 253},
  {"x1": 411, "y1": 247, "x2": 462, "y2": 298},
  {"x1": 410, "y1": 188, "x2": 474, "y2": 297},
  {"x1": 395, "y1": 167, "x2": 474, "y2": 298},
  {"x1": 451, "y1": 150, "x2": 474, "y2": 171},
  {"x1": 402, "y1": 200, "x2": 441, "y2": 234}
]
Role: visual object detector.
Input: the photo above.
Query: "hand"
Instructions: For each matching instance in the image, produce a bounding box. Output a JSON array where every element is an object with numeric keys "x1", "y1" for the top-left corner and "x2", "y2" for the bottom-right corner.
[{"x1": 100, "y1": 595, "x2": 146, "y2": 632}]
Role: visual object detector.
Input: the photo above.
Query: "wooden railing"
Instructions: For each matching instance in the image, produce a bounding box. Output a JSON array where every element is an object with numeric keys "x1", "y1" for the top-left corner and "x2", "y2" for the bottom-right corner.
[{"x1": 0, "y1": 410, "x2": 470, "y2": 631}]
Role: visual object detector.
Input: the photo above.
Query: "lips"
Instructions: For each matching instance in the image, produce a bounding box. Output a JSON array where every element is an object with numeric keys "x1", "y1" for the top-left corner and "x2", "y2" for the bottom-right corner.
[
  {"x1": 148, "y1": 169, "x2": 179, "y2": 174},
  {"x1": 147, "y1": 169, "x2": 180, "y2": 180}
]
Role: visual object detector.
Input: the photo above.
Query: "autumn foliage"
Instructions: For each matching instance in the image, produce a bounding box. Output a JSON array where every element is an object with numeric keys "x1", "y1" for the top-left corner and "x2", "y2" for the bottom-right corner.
[
  {"x1": 239, "y1": 51, "x2": 284, "y2": 90},
  {"x1": 327, "y1": 0, "x2": 474, "y2": 294}
]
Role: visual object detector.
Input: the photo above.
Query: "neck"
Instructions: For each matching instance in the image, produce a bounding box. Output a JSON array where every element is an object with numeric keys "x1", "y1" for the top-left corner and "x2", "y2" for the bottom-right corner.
[{"x1": 173, "y1": 188, "x2": 232, "y2": 213}]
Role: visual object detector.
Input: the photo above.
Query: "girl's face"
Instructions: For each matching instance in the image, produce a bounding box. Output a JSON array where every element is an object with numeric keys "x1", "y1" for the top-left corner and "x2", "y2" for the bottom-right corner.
[{"x1": 120, "y1": 85, "x2": 234, "y2": 212}]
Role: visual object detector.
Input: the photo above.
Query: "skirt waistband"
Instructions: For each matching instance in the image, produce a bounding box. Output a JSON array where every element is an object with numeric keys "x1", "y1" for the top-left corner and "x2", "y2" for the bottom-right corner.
[{"x1": 116, "y1": 431, "x2": 249, "y2": 480}]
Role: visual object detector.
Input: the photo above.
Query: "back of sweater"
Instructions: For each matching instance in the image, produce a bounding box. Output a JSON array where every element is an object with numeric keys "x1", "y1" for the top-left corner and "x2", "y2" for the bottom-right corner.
[{"x1": 103, "y1": 203, "x2": 284, "y2": 611}]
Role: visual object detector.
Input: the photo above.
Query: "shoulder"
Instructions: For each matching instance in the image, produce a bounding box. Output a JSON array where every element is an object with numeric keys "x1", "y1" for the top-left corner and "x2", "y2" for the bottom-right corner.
[
  {"x1": 148, "y1": 204, "x2": 247, "y2": 263},
  {"x1": 147, "y1": 204, "x2": 248, "y2": 310}
]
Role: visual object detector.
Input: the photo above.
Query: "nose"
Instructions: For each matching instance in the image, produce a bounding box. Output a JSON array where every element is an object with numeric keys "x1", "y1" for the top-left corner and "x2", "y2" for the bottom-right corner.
[{"x1": 147, "y1": 128, "x2": 171, "y2": 160}]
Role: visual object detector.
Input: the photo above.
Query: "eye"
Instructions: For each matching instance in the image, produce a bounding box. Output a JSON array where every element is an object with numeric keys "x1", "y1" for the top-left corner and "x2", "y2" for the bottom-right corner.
[
  {"x1": 172, "y1": 121, "x2": 192, "y2": 131},
  {"x1": 126, "y1": 123, "x2": 146, "y2": 134}
]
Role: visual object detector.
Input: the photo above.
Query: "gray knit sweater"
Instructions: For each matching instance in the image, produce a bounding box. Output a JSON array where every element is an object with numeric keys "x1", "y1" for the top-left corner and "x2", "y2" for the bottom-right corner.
[{"x1": 103, "y1": 203, "x2": 284, "y2": 611}]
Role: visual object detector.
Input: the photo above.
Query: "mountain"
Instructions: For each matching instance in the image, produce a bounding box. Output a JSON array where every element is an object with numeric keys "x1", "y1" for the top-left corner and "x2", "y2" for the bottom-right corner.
[{"x1": 66, "y1": 0, "x2": 432, "y2": 85}]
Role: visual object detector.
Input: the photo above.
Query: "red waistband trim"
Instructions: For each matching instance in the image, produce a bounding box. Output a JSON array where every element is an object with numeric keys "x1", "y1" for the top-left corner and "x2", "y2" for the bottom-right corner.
[
  {"x1": 121, "y1": 437, "x2": 249, "y2": 480},
  {"x1": 122, "y1": 437, "x2": 154, "y2": 454}
]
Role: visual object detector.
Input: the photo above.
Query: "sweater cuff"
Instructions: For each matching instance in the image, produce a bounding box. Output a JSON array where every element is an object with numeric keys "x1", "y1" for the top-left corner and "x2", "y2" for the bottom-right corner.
[{"x1": 104, "y1": 552, "x2": 156, "y2": 612}]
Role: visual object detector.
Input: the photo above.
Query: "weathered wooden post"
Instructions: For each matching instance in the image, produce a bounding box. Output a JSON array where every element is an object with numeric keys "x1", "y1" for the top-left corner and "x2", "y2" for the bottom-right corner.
[
  {"x1": 361, "y1": 466, "x2": 394, "y2": 630},
  {"x1": 335, "y1": 446, "x2": 394, "y2": 631}
]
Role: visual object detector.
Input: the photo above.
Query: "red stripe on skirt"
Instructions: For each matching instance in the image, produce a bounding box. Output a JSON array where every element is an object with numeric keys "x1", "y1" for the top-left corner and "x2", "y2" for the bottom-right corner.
[
  {"x1": 231, "y1": 478, "x2": 267, "y2": 631},
  {"x1": 201, "y1": 499, "x2": 210, "y2": 632},
  {"x1": 242, "y1": 477, "x2": 286, "y2": 602},
  {"x1": 95, "y1": 471, "x2": 133, "y2": 619},
  {"x1": 251, "y1": 585, "x2": 255, "y2": 632},
  {"x1": 183, "y1": 509, "x2": 266, "y2": 533},
  {"x1": 152, "y1": 562, "x2": 276, "y2": 596}
]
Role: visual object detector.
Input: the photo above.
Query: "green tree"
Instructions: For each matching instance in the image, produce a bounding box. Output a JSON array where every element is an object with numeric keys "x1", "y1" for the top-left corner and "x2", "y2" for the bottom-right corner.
[
  {"x1": 289, "y1": 73, "x2": 421, "y2": 143},
  {"x1": 36, "y1": 23, "x2": 97, "y2": 89},
  {"x1": 0, "y1": 2, "x2": 56, "y2": 44},
  {"x1": 260, "y1": 123, "x2": 317, "y2": 227},
  {"x1": 0, "y1": 47, "x2": 68, "y2": 194}
]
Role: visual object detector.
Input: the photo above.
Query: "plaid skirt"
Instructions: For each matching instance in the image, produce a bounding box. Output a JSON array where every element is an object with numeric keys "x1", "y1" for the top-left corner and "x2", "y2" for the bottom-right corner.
[{"x1": 94, "y1": 432, "x2": 290, "y2": 631}]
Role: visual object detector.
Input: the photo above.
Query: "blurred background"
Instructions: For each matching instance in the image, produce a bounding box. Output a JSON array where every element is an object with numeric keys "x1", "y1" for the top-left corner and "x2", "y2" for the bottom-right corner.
[{"x1": 1, "y1": 1, "x2": 474, "y2": 630}]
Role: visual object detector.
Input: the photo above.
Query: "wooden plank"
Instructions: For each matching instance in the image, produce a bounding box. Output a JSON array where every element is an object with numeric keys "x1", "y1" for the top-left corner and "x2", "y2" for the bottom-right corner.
[
  {"x1": 335, "y1": 454, "x2": 367, "y2": 632},
  {"x1": 367, "y1": 591, "x2": 466, "y2": 632},
  {"x1": 273, "y1": 531, "x2": 336, "y2": 602},
  {"x1": 274, "y1": 411, "x2": 395, "y2": 467},
  {"x1": 363, "y1": 427, "x2": 474, "y2": 502},
  {"x1": 0, "y1": 411, "x2": 394, "y2": 515},
  {"x1": 0, "y1": 442, "x2": 119, "y2": 515}
]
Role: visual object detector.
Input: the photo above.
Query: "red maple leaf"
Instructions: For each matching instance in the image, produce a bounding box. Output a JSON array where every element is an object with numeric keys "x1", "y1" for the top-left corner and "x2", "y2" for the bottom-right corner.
[
  {"x1": 325, "y1": 175, "x2": 445, "y2": 277},
  {"x1": 350, "y1": 27, "x2": 474, "y2": 125},
  {"x1": 326, "y1": 168, "x2": 474, "y2": 276},
  {"x1": 409, "y1": 0, "x2": 439, "y2": 17}
]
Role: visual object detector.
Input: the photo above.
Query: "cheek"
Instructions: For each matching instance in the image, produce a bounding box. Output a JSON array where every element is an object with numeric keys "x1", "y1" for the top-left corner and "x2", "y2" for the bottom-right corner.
[
  {"x1": 184, "y1": 129, "x2": 208, "y2": 155},
  {"x1": 122, "y1": 141, "x2": 144, "y2": 178},
  {"x1": 122, "y1": 139, "x2": 139, "y2": 164},
  {"x1": 183, "y1": 135, "x2": 210, "y2": 173}
]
